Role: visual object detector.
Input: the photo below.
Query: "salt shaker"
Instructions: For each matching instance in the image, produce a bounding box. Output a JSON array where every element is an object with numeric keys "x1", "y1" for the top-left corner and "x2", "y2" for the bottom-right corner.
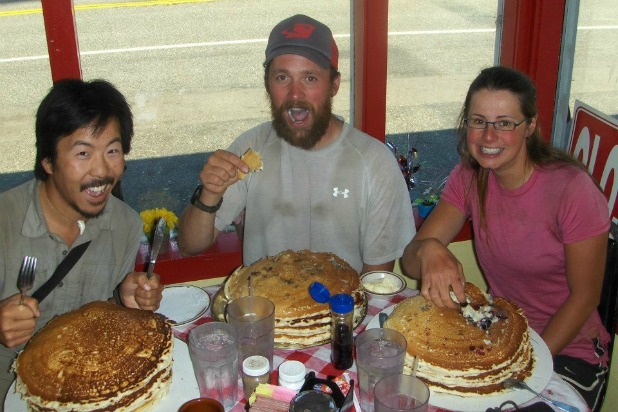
[
  {"x1": 278, "y1": 360, "x2": 306, "y2": 390},
  {"x1": 329, "y1": 293, "x2": 354, "y2": 369},
  {"x1": 242, "y1": 355, "x2": 270, "y2": 400}
]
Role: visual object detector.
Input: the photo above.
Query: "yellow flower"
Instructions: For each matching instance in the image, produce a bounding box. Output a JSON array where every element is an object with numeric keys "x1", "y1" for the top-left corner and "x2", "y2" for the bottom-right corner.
[{"x1": 140, "y1": 208, "x2": 178, "y2": 236}]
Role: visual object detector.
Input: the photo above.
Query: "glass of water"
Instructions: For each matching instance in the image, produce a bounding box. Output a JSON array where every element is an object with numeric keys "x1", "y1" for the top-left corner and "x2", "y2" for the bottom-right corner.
[
  {"x1": 356, "y1": 328, "x2": 407, "y2": 412},
  {"x1": 374, "y1": 374, "x2": 429, "y2": 411},
  {"x1": 188, "y1": 322, "x2": 239, "y2": 409}
]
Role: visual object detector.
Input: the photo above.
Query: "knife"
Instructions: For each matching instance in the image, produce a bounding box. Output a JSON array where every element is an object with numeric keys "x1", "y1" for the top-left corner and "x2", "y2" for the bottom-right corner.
[{"x1": 147, "y1": 218, "x2": 167, "y2": 279}]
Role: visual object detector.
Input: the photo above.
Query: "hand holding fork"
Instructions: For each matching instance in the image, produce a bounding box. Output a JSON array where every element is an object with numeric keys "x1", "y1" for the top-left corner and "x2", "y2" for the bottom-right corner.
[{"x1": 17, "y1": 256, "x2": 37, "y2": 305}]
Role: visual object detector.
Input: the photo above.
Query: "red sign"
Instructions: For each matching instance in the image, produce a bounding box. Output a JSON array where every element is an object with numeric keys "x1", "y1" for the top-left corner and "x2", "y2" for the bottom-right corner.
[{"x1": 568, "y1": 101, "x2": 618, "y2": 228}]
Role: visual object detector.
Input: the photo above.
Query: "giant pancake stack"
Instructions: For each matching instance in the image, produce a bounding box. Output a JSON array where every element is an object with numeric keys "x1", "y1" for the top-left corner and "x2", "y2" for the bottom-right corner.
[
  {"x1": 14, "y1": 301, "x2": 173, "y2": 412},
  {"x1": 222, "y1": 249, "x2": 366, "y2": 348},
  {"x1": 384, "y1": 283, "x2": 534, "y2": 396}
]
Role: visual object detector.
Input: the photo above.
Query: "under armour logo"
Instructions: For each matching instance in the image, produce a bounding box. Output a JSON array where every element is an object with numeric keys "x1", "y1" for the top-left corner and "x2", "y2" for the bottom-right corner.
[
  {"x1": 282, "y1": 23, "x2": 315, "y2": 39},
  {"x1": 333, "y1": 187, "x2": 349, "y2": 198}
]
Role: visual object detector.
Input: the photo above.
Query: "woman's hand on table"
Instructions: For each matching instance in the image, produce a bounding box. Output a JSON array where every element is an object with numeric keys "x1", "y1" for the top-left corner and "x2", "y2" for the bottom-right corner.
[
  {"x1": 401, "y1": 201, "x2": 468, "y2": 310},
  {"x1": 416, "y1": 238, "x2": 466, "y2": 310}
]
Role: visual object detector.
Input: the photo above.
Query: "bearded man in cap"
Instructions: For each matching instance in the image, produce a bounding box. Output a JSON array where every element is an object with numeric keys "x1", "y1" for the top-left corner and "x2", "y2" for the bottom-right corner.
[{"x1": 178, "y1": 14, "x2": 414, "y2": 274}]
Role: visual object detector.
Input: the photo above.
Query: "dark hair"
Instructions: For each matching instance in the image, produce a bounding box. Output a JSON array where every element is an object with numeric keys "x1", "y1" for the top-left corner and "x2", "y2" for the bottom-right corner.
[
  {"x1": 456, "y1": 66, "x2": 588, "y2": 229},
  {"x1": 34, "y1": 79, "x2": 133, "y2": 180}
]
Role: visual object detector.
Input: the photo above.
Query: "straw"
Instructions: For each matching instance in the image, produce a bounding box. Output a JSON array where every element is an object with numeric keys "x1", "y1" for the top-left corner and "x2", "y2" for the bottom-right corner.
[
  {"x1": 248, "y1": 274, "x2": 253, "y2": 296},
  {"x1": 408, "y1": 356, "x2": 420, "y2": 408}
]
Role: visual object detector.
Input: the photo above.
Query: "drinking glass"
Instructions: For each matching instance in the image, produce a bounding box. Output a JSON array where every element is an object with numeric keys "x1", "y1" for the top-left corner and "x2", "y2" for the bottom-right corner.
[
  {"x1": 188, "y1": 322, "x2": 239, "y2": 409},
  {"x1": 226, "y1": 296, "x2": 275, "y2": 370},
  {"x1": 355, "y1": 328, "x2": 407, "y2": 412},
  {"x1": 374, "y1": 374, "x2": 430, "y2": 412}
]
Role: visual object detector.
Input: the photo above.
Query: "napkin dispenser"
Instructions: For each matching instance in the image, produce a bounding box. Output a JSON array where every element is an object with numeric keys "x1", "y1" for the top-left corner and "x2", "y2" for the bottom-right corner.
[{"x1": 298, "y1": 371, "x2": 355, "y2": 411}]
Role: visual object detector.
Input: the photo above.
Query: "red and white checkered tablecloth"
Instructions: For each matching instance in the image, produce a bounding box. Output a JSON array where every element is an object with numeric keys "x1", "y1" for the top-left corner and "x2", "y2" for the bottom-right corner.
[{"x1": 174, "y1": 286, "x2": 589, "y2": 412}]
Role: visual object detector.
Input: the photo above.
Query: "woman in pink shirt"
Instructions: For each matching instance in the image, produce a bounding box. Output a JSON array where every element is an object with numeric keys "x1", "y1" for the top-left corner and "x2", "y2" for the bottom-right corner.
[{"x1": 401, "y1": 66, "x2": 610, "y2": 410}]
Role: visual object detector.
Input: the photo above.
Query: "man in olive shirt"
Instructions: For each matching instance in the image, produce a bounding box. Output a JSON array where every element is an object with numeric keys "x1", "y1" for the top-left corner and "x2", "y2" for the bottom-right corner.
[{"x1": 0, "y1": 79, "x2": 163, "y2": 397}]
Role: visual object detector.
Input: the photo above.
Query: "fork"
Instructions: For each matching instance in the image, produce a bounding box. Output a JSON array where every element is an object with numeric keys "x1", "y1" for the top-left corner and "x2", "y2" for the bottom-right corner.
[
  {"x1": 502, "y1": 378, "x2": 579, "y2": 412},
  {"x1": 17, "y1": 256, "x2": 37, "y2": 305}
]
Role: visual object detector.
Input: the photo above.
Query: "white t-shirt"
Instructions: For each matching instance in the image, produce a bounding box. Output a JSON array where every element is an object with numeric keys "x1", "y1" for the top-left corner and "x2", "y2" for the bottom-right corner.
[{"x1": 214, "y1": 121, "x2": 415, "y2": 272}]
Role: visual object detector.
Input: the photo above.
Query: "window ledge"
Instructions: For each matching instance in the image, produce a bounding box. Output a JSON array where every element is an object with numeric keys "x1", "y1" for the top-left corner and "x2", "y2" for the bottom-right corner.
[
  {"x1": 134, "y1": 210, "x2": 470, "y2": 286},
  {"x1": 134, "y1": 232, "x2": 242, "y2": 285}
]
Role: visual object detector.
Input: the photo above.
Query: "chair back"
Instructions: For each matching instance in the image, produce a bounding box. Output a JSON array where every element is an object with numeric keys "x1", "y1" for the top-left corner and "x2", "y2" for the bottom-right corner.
[
  {"x1": 595, "y1": 236, "x2": 617, "y2": 412},
  {"x1": 599, "y1": 236, "x2": 618, "y2": 355}
]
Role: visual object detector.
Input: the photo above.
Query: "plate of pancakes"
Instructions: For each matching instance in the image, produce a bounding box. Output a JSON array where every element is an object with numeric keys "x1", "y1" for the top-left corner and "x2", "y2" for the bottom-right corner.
[{"x1": 212, "y1": 249, "x2": 368, "y2": 349}]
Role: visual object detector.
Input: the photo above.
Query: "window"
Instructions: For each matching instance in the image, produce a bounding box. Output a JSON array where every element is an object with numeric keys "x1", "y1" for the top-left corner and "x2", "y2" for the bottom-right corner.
[
  {"x1": 0, "y1": 1, "x2": 351, "y2": 219},
  {"x1": 385, "y1": 0, "x2": 498, "y2": 202},
  {"x1": 570, "y1": 0, "x2": 618, "y2": 120},
  {"x1": 0, "y1": 4, "x2": 48, "y2": 190}
]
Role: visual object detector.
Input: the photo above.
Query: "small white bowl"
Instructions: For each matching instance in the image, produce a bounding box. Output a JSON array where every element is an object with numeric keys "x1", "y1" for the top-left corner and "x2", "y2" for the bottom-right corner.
[{"x1": 360, "y1": 271, "x2": 406, "y2": 299}]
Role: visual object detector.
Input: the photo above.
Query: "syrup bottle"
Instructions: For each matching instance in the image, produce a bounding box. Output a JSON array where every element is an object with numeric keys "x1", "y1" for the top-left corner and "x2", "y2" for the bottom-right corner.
[{"x1": 329, "y1": 293, "x2": 354, "y2": 370}]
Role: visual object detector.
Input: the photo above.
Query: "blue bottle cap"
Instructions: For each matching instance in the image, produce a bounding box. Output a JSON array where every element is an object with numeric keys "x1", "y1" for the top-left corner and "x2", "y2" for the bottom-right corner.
[
  {"x1": 330, "y1": 293, "x2": 354, "y2": 314},
  {"x1": 309, "y1": 282, "x2": 331, "y2": 303}
]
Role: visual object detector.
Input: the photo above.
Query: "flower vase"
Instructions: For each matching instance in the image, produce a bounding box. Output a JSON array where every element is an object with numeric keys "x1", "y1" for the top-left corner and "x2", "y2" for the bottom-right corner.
[{"x1": 417, "y1": 202, "x2": 436, "y2": 219}]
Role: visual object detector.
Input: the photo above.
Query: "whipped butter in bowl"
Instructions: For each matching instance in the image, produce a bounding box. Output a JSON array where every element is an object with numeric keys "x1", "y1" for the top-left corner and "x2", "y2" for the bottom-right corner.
[{"x1": 360, "y1": 271, "x2": 406, "y2": 299}]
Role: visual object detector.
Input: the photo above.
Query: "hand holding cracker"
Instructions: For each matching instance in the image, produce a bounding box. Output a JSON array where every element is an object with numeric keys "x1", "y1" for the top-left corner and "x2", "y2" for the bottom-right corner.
[{"x1": 238, "y1": 148, "x2": 263, "y2": 180}]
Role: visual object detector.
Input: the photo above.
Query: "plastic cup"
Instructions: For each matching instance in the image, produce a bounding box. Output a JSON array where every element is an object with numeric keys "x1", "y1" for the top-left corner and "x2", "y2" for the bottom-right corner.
[
  {"x1": 374, "y1": 374, "x2": 430, "y2": 411},
  {"x1": 188, "y1": 322, "x2": 239, "y2": 409},
  {"x1": 355, "y1": 328, "x2": 408, "y2": 412},
  {"x1": 226, "y1": 296, "x2": 275, "y2": 370}
]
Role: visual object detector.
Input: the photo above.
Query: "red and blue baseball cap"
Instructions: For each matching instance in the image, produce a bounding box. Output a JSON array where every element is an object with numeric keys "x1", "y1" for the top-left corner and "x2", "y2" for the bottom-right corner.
[{"x1": 265, "y1": 14, "x2": 339, "y2": 71}]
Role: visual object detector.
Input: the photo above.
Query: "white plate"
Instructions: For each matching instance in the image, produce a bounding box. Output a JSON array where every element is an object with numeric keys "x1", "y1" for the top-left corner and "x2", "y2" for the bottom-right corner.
[
  {"x1": 5, "y1": 338, "x2": 199, "y2": 411},
  {"x1": 367, "y1": 306, "x2": 553, "y2": 411},
  {"x1": 156, "y1": 284, "x2": 211, "y2": 326}
]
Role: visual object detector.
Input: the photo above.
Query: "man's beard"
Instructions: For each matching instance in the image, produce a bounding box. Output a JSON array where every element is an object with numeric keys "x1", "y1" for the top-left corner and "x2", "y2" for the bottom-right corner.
[
  {"x1": 69, "y1": 201, "x2": 104, "y2": 220},
  {"x1": 270, "y1": 96, "x2": 333, "y2": 150}
]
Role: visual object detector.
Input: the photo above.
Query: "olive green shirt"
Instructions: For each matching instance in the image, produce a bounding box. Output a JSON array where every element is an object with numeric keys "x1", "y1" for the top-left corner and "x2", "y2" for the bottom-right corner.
[{"x1": 0, "y1": 179, "x2": 142, "y2": 396}]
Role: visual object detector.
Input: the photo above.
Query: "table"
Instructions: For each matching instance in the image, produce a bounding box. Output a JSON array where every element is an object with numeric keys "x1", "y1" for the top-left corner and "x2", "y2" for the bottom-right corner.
[
  {"x1": 3, "y1": 285, "x2": 590, "y2": 412},
  {"x1": 174, "y1": 285, "x2": 590, "y2": 412}
]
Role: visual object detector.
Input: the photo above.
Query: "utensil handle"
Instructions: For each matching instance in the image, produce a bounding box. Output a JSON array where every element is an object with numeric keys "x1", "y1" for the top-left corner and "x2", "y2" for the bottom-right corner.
[
  {"x1": 378, "y1": 312, "x2": 388, "y2": 328},
  {"x1": 146, "y1": 261, "x2": 155, "y2": 279},
  {"x1": 539, "y1": 394, "x2": 579, "y2": 412},
  {"x1": 521, "y1": 380, "x2": 580, "y2": 412}
]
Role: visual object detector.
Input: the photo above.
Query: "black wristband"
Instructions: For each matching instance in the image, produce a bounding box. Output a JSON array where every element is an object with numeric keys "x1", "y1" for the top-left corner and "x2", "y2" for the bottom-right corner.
[
  {"x1": 190, "y1": 184, "x2": 223, "y2": 213},
  {"x1": 112, "y1": 285, "x2": 124, "y2": 307}
]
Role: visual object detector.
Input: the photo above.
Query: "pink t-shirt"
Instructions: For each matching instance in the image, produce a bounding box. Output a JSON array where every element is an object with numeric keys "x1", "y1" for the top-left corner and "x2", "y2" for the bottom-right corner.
[{"x1": 441, "y1": 163, "x2": 610, "y2": 365}]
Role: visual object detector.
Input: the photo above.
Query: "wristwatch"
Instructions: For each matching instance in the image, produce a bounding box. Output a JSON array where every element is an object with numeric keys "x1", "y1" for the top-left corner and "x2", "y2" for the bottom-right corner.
[{"x1": 190, "y1": 184, "x2": 223, "y2": 213}]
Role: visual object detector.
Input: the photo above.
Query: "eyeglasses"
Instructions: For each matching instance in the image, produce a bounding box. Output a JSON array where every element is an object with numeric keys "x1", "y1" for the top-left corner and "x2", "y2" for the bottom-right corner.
[{"x1": 464, "y1": 117, "x2": 527, "y2": 131}]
